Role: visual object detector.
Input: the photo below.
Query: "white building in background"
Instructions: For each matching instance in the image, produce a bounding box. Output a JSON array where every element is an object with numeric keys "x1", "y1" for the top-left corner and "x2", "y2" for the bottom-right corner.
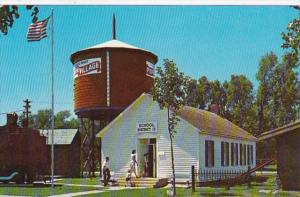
[{"x1": 97, "y1": 93, "x2": 256, "y2": 179}]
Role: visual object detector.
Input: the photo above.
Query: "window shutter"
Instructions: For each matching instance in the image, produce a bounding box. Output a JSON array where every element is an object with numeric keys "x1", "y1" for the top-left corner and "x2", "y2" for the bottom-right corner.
[
  {"x1": 226, "y1": 142, "x2": 229, "y2": 166},
  {"x1": 205, "y1": 141, "x2": 208, "y2": 167},
  {"x1": 250, "y1": 145, "x2": 253, "y2": 165},
  {"x1": 231, "y1": 143, "x2": 234, "y2": 166},
  {"x1": 244, "y1": 144, "x2": 247, "y2": 165},
  {"x1": 235, "y1": 143, "x2": 238, "y2": 166},
  {"x1": 221, "y1": 142, "x2": 224, "y2": 166},
  {"x1": 247, "y1": 145, "x2": 250, "y2": 165},
  {"x1": 212, "y1": 141, "x2": 215, "y2": 167},
  {"x1": 240, "y1": 144, "x2": 243, "y2": 165}
]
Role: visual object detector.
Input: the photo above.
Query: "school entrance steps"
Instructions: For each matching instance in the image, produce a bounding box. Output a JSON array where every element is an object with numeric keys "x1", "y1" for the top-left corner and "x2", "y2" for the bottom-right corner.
[{"x1": 117, "y1": 177, "x2": 168, "y2": 188}]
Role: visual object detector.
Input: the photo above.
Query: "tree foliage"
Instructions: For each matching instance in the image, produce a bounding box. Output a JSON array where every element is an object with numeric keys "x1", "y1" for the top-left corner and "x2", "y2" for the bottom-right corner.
[
  {"x1": 152, "y1": 59, "x2": 188, "y2": 196},
  {"x1": 0, "y1": 5, "x2": 39, "y2": 35},
  {"x1": 282, "y1": 16, "x2": 300, "y2": 61},
  {"x1": 256, "y1": 52, "x2": 278, "y2": 135},
  {"x1": 225, "y1": 75, "x2": 256, "y2": 132},
  {"x1": 19, "y1": 109, "x2": 79, "y2": 129}
]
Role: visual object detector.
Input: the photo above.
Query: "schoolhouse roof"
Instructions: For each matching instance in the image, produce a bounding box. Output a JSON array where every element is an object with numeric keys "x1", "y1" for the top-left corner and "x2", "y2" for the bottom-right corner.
[
  {"x1": 179, "y1": 106, "x2": 257, "y2": 141},
  {"x1": 97, "y1": 93, "x2": 256, "y2": 141}
]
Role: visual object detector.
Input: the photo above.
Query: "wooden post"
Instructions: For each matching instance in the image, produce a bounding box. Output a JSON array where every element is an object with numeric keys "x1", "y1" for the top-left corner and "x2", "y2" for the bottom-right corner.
[
  {"x1": 247, "y1": 165, "x2": 251, "y2": 189},
  {"x1": 191, "y1": 165, "x2": 195, "y2": 193}
]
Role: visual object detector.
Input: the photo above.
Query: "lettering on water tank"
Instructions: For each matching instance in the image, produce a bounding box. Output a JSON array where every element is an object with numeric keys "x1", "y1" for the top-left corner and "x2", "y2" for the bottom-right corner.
[
  {"x1": 146, "y1": 61, "x2": 154, "y2": 77},
  {"x1": 73, "y1": 58, "x2": 101, "y2": 79}
]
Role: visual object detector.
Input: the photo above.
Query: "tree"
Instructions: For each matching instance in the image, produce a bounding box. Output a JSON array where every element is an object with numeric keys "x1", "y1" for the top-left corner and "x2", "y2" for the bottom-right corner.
[
  {"x1": 0, "y1": 5, "x2": 39, "y2": 35},
  {"x1": 33, "y1": 109, "x2": 52, "y2": 129},
  {"x1": 270, "y1": 53, "x2": 298, "y2": 127},
  {"x1": 225, "y1": 75, "x2": 256, "y2": 133},
  {"x1": 184, "y1": 78, "x2": 199, "y2": 108},
  {"x1": 256, "y1": 52, "x2": 278, "y2": 135},
  {"x1": 152, "y1": 59, "x2": 188, "y2": 196},
  {"x1": 19, "y1": 109, "x2": 79, "y2": 129},
  {"x1": 55, "y1": 110, "x2": 71, "y2": 129},
  {"x1": 197, "y1": 76, "x2": 211, "y2": 109},
  {"x1": 209, "y1": 80, "x2": 228, "y2": 117},
  {"x1": 281, "y1": 13, "x2": 300, "y2": 59},
  {"x1": 66, "y1": 118, "x2": 80, "y2": 129}
]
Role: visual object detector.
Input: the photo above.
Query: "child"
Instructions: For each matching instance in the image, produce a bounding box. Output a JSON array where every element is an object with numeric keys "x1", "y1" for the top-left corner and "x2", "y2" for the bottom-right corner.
[{"x1": 126, "y1": 169, "x2": 134, "y2": 187}]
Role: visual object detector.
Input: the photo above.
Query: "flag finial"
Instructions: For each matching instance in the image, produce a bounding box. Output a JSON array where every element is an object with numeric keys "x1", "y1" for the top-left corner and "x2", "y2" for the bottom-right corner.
[{"x1": 112, "y1": 14, "x2": 116, "y2": 40}]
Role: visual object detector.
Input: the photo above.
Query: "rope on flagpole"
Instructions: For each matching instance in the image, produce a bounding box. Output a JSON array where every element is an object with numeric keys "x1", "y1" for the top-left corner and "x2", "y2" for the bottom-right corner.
[{"x1": 50, "y1": 8, "x2": 55, "y2": 188}]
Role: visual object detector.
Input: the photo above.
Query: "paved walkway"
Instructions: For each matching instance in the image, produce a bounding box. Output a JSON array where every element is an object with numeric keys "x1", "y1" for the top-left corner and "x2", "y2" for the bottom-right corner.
[
  {"x1": 48, "y1": 190, "x2": 105, "y2": 197},
  {"x1": 62, "y1": 183, "x2": 104, "y2": 188},
  {"x1": 46, "y1": 183, "x2": 147, "y2": 197}
]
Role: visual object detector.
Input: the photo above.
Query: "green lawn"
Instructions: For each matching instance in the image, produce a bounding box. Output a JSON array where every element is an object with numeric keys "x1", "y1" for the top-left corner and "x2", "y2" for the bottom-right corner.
[
  {"x1": 57, "y1": 177, "x2": 101, "y2": 185},
  {"x1": 0, "y1": 174, "x2": 299, "y2": 196},
  {"x1": 0, "y1": 185, "x2": 97, "y2": 196}
]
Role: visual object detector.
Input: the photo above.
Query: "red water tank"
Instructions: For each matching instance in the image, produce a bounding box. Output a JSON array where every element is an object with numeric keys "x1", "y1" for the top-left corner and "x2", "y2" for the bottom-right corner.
[{"x1": 70, "y1": 39, "x2": 158, "y2": 120}]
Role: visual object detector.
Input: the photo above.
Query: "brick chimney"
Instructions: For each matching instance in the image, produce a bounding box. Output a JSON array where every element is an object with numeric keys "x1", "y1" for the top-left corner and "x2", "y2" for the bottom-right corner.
[
  {"x1": 210, "y1": 104, "x2": 219, "y2": 114},
  {"x1": 6, "y1": 113, "x2": 18, "y2": 131}
]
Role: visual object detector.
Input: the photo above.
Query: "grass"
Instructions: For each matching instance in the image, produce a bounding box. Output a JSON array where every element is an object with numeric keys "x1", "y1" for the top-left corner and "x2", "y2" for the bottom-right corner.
[
  {"x1": 57, "y1": 177, "x2": 101, "y2": 185},
  {"x1": 0, "y1": 173, "x2": 300, "y2": 196},
  {"x1": 262, "y1": 164, "x2": 277, "y2": 171},
  {"x1": 0, "y1": 185, "x2": 97, "y2": 196}
]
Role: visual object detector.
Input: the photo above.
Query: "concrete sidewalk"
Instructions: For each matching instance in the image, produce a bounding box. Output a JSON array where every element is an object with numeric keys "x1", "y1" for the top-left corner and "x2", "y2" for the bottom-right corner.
[{"x1": 48, "y1": 190, "x2": 105, "y2": 197}]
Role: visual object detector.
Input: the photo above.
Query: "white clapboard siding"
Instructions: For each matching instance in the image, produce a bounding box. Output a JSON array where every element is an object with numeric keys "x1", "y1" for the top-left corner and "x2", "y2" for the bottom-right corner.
[
  {"x1": 101, "y1": 95, "x2": 149, "y2": 177},
  {"x1": 102, "y1": 94, "x2": 199, "y2": 178},
  {"x1": 157, "y1": 112, "x2": 199, "y2": 178},
  {"x1": 101, "y1": 93, "x2": 256, "y2": 179}
]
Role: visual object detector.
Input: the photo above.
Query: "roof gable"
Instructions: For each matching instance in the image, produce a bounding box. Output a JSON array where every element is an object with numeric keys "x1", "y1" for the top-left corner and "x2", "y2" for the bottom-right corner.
[{"x1": 40, "y1": 129, "x2": 78, "y2": 145}]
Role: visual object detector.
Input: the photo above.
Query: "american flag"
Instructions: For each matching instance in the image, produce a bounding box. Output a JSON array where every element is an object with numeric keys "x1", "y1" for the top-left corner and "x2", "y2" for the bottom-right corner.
[{"x1": 27, "y1": 17, "x2": 50, "y2": 42}]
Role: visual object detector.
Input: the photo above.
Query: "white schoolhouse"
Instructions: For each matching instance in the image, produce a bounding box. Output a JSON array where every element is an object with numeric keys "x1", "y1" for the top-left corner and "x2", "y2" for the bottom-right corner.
[{"x1": 97, "y1": 93, "x2": 256, "y2": 179}]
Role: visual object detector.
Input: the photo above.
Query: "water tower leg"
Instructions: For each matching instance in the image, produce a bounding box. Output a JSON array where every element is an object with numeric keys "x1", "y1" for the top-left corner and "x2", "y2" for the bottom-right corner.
[
  {"x1": 91, "y1": 119, "x2": 95, "y2": 177},
  {"x1": 80, "y1": 118, "x2": 94, "y2": 178},
  {"x1": 80, "y1": 117, "x2": 84, "y2": 178}
]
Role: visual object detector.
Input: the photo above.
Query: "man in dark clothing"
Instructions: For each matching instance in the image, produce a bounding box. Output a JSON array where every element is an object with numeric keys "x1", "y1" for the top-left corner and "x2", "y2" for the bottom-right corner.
[{"x1": 102, "y1": 157, "x2": 111, "y2": 186}]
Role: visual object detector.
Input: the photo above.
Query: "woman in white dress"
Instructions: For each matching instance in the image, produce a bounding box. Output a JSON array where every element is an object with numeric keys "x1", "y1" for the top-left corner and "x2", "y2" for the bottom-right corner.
[{"x1": 130, "y1": 149, "x2": 139, "y2": 178}]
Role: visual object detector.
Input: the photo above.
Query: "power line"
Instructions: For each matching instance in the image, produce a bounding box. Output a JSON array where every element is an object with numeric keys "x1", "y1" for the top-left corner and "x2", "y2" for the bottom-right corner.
[
  {"x1": 31, "y1": 100, "x2": 73, "y2": 105},
  {"x1": 0, "y1": 109, "x2": 24, "y2": 116}
]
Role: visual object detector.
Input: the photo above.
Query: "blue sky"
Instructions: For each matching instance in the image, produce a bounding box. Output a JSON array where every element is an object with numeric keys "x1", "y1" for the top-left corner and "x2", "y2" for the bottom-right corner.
[{"x1": 0, "y1": 6, "x2": 298, "y2": 125}]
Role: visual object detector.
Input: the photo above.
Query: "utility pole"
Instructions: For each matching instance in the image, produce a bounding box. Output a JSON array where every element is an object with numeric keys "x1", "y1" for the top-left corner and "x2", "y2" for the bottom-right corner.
[{"x1": 23, "y1": 99, "x2": 31, "y2": 127}]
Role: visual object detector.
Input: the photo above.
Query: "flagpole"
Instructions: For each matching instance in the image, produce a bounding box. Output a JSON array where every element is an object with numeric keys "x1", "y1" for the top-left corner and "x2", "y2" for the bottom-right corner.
[{"x1": 50, "y1": 8, "x2": 55, "y2": 188}]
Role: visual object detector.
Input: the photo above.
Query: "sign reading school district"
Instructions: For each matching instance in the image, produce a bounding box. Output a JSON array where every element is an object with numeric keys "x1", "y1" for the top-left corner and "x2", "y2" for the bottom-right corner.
[
  {"x1": 136, "y1": 121, "x2": 157, "y2": 133},
  {"x1": 74, "y1": 58, "x2": 101, "y2": 79}
]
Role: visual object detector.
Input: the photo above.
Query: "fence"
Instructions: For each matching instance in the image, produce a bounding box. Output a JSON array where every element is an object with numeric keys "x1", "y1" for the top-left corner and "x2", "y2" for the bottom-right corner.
[{"x1": 196, "y1": 168, "x2": 247, "y2": 182}]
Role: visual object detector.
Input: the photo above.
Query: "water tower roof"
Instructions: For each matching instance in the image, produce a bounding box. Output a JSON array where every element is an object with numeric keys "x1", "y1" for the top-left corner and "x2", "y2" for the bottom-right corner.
[
  {"x1": 71, "y1": 39, "x2": 158, "y2": 64},
  {"x1": 86, "y1": 39, "x2": 139, "y2": 50}
]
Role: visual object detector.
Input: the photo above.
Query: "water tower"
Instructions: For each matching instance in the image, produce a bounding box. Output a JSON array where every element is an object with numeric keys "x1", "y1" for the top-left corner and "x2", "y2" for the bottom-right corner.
[{"x1": 70, "y1": 15, "x2": 158, "y2": 176}]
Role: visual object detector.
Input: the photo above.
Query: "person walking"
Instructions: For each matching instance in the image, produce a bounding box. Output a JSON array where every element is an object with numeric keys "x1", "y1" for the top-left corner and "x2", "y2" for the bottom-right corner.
[
  {"x1": 102, "y1": 157, "x2": 111, "y2": 186},
  {"x1": 130, "y1": 150, "x2": 139, "y2": 178}
]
